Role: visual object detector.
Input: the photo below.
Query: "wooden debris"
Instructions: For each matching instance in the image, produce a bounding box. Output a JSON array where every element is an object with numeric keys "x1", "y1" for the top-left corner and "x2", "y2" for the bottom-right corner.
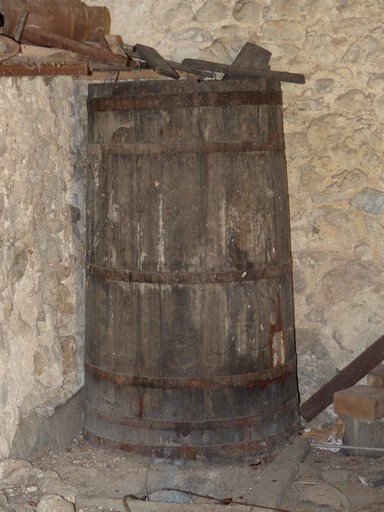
[
  {"x1": 0, "y1": 36, "x2": 21, "y2": 62},
  {"x1": 121, "y1": 44, "x2": 213, "y2": 78},
  {"x1": 13, "y1": 10, "x2": 29, "y2": 42},
  {"x1": 223, "y1": 41, "x2": 271, "y2": 80},
  {"x1": 23, "y1": 25, "x2": 128, "y2": 66},
  {"x1": 104, "y1": 34, "x2": 127, "y2": 57},
  {"x1": 20, "y1": 44, "x2": 74, "y2": 58},
  {"x1": 334, "y1": 385, "x2": 384, "y2": 421},
  {"x1": 164, "y1": 60, "x2": 214, "y2": 78},
  {"x1": 183, "y1": 58, "x2": 305, "y2": 84},
  {"x1": 359, "y1": 472, "x2": 384, "y2": 487},
  {"x1": 301, "y1": 419, "x2": 345, "y2": 444},
  {"x1": 300, "y1": 333, "x2": 384, "y2": 422},
  {"x1": 96, "y1": 30, "x2": 111, "y2": 52},
  {"x1": 135, "y1": 43, "x2": 179, "y2": 79},
  {"x1": 0, "y1": 7, "x2": 304, "y2": 84}
]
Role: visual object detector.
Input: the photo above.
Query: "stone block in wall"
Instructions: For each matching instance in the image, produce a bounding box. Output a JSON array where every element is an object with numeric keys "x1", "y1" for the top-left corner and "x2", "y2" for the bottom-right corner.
[
  {"x1": 350, "y1": 187, "x2": 384, "y2": 215},
  {"x1": 233, "y1": 1, "x2": 262, "y2": 23},
  {"x1": 10, "y1": 388, "x2": 84, "y2": 457},
  {"x1": 45, "y1": 388, "x2": 84, "y2": 453},
  {"x1": 195, "y1": 0, "x2": 227, "y2": 23},
  {"x1": 271, "y1": 0, "x2": 302, "y2": 17},
  {"x1": 262, "y1": 20, "x2": 306, "y2": 42}
]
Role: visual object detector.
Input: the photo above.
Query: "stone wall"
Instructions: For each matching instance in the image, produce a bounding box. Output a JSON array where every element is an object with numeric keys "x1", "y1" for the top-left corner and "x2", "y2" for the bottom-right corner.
[
  {"x1": 1, "y1": 0, "x2": 383, "y2": 458},
  {"x1": 85, "y1": 0, "x2": 384, "y2": 423},
  {"x1": 0, "y1": 77, "x2": 86, "y2": 458}
]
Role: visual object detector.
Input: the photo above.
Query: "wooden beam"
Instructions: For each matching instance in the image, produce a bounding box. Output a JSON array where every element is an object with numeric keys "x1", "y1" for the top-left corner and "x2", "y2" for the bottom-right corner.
[
  {"x1": 135, "y1": 44, "x2": 179, "y2": 79},
  {"x1": 23, "y1": 26, "x2": 128, "y2": 66},
  {"x1": 334, "y1": 385, "x2": 384, "y2": 421},
  {"x1": 223, "y1": 42, "x2": 271, "y2": 80},
  {"x1": 300, "y1": 334, "x2": 384, "y2": 422},
  {"x1": 182, "y1": 58, "x2": 305, "y2": 84}
]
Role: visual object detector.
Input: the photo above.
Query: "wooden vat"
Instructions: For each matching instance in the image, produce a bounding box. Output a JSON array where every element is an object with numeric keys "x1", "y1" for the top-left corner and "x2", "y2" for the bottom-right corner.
[{"x1": 84, "y1": 79, "x2": 299, "y2": 458}]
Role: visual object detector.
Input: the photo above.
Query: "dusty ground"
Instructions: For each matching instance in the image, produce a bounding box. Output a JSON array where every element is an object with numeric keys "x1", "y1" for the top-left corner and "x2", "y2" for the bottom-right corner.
[
  {"x1": 282, "y1": 447, "x2": 384, "y2": 512},
  {"x1": 2, "y1": 434, "x2": 384, "y2": 511}
]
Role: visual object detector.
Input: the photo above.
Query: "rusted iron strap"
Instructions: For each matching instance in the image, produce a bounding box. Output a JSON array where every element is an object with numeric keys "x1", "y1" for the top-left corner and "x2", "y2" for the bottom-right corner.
[
  {"x1": 88, "y1": 90, "x2": 282, "y2": 112},
  {"x1": 89, "y1": 140, "x2": 284, "y2": 155},
  {"x1": 84, "y1": 422, "x2": 299, "y2": 458},
  {"x1": 85, "y1": 396, "x2": 298, "y2": 431},
  {"x1": 84, "y1": 357, "x2": 296, "y2": 389},
  {"x1": 88, "y1": 260, "x2": 292, "y2": 285}
]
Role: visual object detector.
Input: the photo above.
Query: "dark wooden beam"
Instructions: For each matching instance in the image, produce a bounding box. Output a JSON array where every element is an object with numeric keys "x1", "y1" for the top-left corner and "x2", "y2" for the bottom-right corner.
[
  {"x1": 135, "y1": 44, "x2": 179, "y2": 79},
  {"x1": 182, "y1": 58, "x2": 305, "y2": 84},
  {"x1": 300, "y1": 334, "x2": 384, "y2": 422},
  {"x1": 223, "y1": 42, "x2": 271, "y2": 80},
  {"x1": 23, "y1": 26, "x2": 128, "y2": 66}
]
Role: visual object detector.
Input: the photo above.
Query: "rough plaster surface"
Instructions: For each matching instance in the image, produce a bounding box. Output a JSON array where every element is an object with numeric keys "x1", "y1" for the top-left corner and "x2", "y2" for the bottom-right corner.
[
  {"x1": 0, "y1": 77, "x2": 85, "y2": 458},
  {"x1": 1, "y1": 0, "x2": 384, "y2": 457}
]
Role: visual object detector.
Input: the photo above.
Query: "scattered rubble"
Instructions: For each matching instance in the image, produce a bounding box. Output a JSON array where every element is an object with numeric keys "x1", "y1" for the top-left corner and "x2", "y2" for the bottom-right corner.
[
  {"x1": 358, "y1": 471, "x2": 384, "y2": 489},
  {"x1": 0, "y1": 459, "x2": 44, "y2": 489},
  {"x1": 36, "y1": 494, "x2": 75, "y2": 512},
  {"x1": 0, "y1": 0, "x2": 305, "y2": 82},
  {"x1": 1, "y1": 435, "x2": 384, "y2": 511}
]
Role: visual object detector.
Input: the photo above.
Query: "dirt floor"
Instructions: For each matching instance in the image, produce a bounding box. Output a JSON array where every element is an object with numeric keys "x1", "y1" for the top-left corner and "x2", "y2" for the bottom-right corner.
[
  {"x1": 282, "y1": 447, "x2": 384, "y2": 512},
  {"x1": 2, "y1": 434, "x2": 384, "y2": 511}
]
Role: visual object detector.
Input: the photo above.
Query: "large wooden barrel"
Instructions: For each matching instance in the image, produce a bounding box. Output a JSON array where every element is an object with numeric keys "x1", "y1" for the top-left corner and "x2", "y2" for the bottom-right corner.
[{"x1": 84, "y1": 79, "x2": 299, "y2": 459}]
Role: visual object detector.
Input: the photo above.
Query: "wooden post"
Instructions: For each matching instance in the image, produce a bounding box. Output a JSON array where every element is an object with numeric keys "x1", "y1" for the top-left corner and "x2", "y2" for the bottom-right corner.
[{"x1": 300, "y1": 334, "x2": 384, "y2": 422}]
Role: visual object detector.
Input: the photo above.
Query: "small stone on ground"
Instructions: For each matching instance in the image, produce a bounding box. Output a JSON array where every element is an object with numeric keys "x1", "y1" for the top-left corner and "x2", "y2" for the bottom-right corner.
[{"x1": 36, "y1": 494, "x2": 75, "y2": 512}]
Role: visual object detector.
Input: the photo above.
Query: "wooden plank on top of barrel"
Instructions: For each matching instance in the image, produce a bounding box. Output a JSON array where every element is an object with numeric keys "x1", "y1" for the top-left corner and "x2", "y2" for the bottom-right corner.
[
  {"x1": 182, "y1": 58, "x2": 305, "y2": 84},
  {"x1": 222, "y1": 42, "x2": 271, "y2": 80},
  {"x1": 135, "y1": 43, "x2": 179, "y2": 79}
]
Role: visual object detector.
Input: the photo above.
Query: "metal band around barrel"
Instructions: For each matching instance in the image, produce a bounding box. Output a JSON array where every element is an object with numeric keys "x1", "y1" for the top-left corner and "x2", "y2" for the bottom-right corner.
[
  {"x1": 84, "y1": 422, "x2": 299, "y2": 458},
  {"x1": 84, "y1": 396, "x2": 298, "y2": 431},
  {"x1": 85, "y1": 357, "x2": 296, "y2": 389},
  {"x1": 88, "y1": 260, "x2": 292, "y2": 285},
  {"x1": 88, "y1": 91, "x2": 282, "y2": 112},
  {"x1": 88, "y1": 140, "x2": 284, "y2": 155}
]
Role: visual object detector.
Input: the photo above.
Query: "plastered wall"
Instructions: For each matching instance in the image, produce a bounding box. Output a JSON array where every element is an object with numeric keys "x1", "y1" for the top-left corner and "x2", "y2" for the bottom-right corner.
[
  {"x1": 0, "y1": 78, "x2": 87, "y2": 457},
  {"x1": 0, "y1": 0, "x2": 383, "y2": 457}
]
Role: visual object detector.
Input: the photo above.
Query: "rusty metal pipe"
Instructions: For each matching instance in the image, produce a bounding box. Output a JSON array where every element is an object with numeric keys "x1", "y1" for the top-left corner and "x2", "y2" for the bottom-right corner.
[{"x1": 0, "y1": 0, "x2": 109, "y2": 43}]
